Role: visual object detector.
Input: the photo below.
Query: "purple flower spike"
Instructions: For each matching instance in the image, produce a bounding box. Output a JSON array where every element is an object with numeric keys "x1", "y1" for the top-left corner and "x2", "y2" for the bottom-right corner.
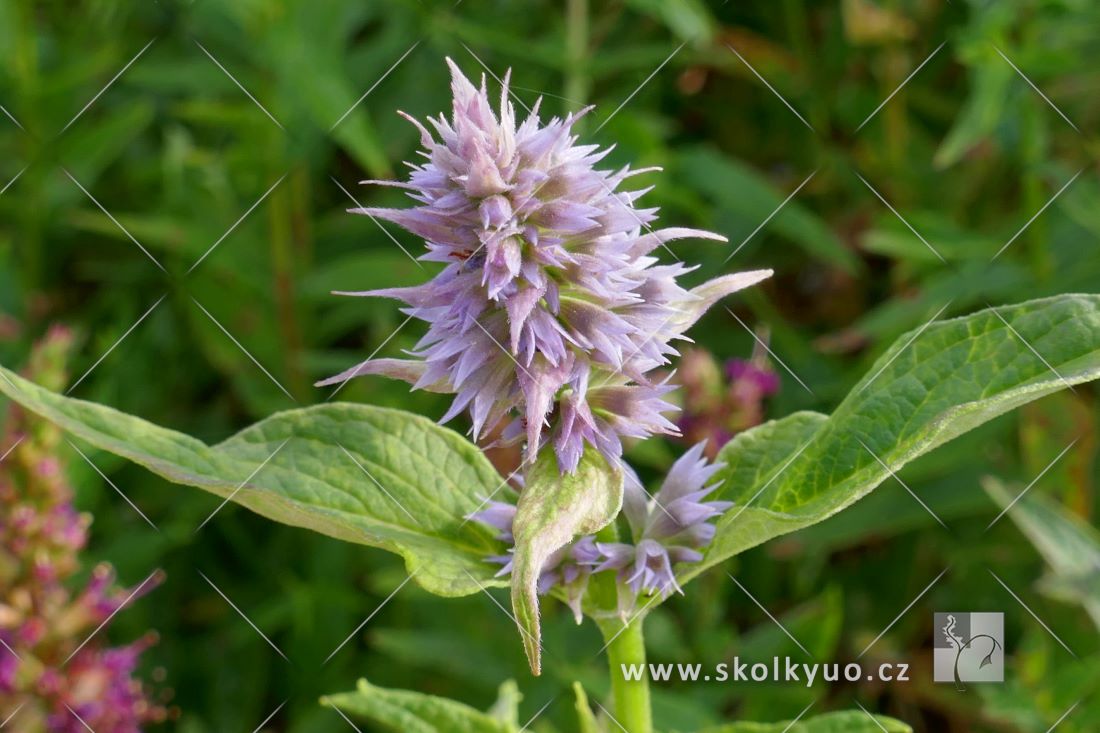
[
  {"x1": 645, "y1": 442, "x2": 731, "y2": 542},
  {"x1": 595, "y1": 444, "x2": 728, "y2": 603},
  {"x1": 1, "y1": 329, "x2": 168, "y2": 729},
  {"x1": 319, "y1": 59, "x2": 772, "y2": 472},
  {"x1": 726, "y1": 358, "x2": 781, "y2": 395}
]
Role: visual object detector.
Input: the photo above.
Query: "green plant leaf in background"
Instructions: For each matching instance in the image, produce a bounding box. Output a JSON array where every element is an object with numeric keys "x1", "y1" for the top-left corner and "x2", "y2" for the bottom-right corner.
[
  {"x1": 321, "y1": 678, "x2": 513, "y2": 733},
  {"x1": 984, "y1": 476, "x2": 1100, "y2": 630},
  {"x1": 486, "y1": 680, "x2": 523, "y2": 729},
  {"x1": 934, "y1": 54, "x2": 1014, "y2": 169},
  {"x1": 687, "y1": 710, "x2": 912, "y2": 732},
  {"x1": 622, "y1": 0, "x2": 716, "y2": 44},
  {"x1": 512, "y1": 447, "x2": 624, "y2": 675},
  {"x1": 675, "y1": 147, "x2": 862, "y2": 275},
  {"x1": 0, "y1": 366, "x2": 505, "y2": 597},
  {"x1": 573, "y1": 681, "x2": 603, "y2": 733},
  {"x1": 681, "y1": 294, "x2": 1100, "y2": 586}
]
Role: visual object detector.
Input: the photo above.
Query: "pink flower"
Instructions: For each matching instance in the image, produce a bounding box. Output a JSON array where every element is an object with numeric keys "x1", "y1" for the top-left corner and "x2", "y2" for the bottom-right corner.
[{"x1": 0, "y1": 328, "x2": 168, "y2": 730}]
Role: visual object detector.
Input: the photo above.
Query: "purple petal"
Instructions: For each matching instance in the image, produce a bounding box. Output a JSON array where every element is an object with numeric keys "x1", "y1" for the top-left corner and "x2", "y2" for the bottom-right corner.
[
  {"x1": 668, "y1": 270, "x2": 774, "y2": 336},
  {"x1": 315, "y1": 358, "x2": 446, "y2": 390}
]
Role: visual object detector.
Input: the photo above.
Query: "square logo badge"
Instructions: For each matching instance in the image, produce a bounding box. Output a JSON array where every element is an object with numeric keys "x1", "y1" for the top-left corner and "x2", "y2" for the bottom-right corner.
[{"x1": 933, "y1": 612, "x2": 1004, "y2": 685}]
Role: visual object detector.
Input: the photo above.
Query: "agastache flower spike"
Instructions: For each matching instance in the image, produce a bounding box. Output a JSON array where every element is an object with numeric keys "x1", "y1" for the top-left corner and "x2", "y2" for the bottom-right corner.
[
  {"x1": 319, "y1": 59, "x2": 772, "y2": 473},
  {"x1": 595, "y1": 443, "x2": 730, "y2": 603},
  {"x1": 0, "y1": 327, "x2": 169, "y2": 731}
]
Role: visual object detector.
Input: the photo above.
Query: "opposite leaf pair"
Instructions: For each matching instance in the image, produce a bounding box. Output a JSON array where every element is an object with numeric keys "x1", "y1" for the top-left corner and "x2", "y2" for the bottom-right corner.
[{"x1": 2, "y1": 293, "x2": 1099, "y2": 677}]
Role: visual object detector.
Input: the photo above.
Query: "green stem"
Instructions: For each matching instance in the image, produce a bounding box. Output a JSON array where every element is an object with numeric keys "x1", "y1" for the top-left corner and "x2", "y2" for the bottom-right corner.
[
  {"x1": 1020, "y1": 93, "x2": 1051, "y2": 279},
  {"x1": 267, "y1": 159, "x2": 308, "y2": 400},
  {"x1": 564, "y1": 0, "x2": 589, "y2": 114},
  {"x1": 601, "y1": 616, "x2": 652, "y2": 733}
]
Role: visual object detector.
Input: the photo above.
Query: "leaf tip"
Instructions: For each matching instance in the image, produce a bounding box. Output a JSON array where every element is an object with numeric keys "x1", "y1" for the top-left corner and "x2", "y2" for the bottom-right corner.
[{"x1": 511, "y1": 563, "x2": 543, "y2": 675}]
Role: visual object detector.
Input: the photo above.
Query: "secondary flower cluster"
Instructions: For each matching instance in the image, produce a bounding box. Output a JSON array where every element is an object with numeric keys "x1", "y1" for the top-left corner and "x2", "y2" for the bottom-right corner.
[
  {"x1": 320, "y1": 59, "x2": 771, "y2": 473},
  {"x1": 677, "y1": 348, "x2": 780, "y2": 458},
  {"x1": 471, "y1": 444, "x2": 728, "y2": 619},
  {"x1": 0, "y1": 327, "x2": 168, "y2": 732}
]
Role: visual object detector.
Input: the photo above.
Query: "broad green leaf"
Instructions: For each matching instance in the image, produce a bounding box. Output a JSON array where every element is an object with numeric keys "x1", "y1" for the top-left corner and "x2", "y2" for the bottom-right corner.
[
  {"x1": 796, "y1": 462, "x2": 995, "y2": 552},
  {"x1": 677, "y1": 411, "x2": 824, "y2": 584},
  {"x1": 0, "y1": 365, "x2": 505, "y2": 597},
  {"x1": 322, "y1": 679, "x2": 512, "y2": 733},
  {"x1": 573, "y1": 682, "x2": 602, "y2": 733},
  {"x1": 512, "y1": 448, "x2": 623, "y2": 675},
  {"x1": 984, "y1": 477, "x2": 1100, "y2": 629},
  {"x1": 683, "y1": 295, "x2": 1100, "y2": 585},
  {"x1": 689, "y1": 710, "x2": 911, "y2": 733}
]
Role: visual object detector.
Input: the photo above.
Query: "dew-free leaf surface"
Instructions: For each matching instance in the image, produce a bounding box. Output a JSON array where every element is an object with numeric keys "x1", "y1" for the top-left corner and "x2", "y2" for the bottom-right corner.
[
  {"x1": 322, "y1": 679, "x2": 513, "y2": 733},
  {"x1": 511, "y1": 447, "x2": 623, "y2": 674},
  {"x1": 0, "y1": 366, "x2": 506, "y2": 597},
  {"x1": 689, "y1": 710, "x2": 911, "y2": 732},
  {"x1": 685, "y1": 295, "x2": 1100, "y2": 585}
]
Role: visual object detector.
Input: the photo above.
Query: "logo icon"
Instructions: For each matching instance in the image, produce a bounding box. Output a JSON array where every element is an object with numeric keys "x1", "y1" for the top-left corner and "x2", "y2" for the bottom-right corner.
[{"x1": 933, "y1": 612, "x2": 1004, "y2": 687}]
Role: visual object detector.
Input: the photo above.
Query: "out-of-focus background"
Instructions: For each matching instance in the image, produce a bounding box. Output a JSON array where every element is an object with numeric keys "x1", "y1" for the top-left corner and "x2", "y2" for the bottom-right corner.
[{"x1": 1, "y1": 0, "x2": 1097, "y2": 731}]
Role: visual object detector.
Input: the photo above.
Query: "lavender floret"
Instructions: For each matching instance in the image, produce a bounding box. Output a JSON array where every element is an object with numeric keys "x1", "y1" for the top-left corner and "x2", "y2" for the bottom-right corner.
[
  {"x1": 595, "y1": 443, "x2": 730, "y2": 602},
  {"x1": 469, "y1": 443, "x2": 729, "y2": 619}
]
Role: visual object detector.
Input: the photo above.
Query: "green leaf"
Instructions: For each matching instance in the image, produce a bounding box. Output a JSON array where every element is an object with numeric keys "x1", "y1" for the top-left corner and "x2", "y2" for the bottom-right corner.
[
  {"x1": 487, "y1": 680, "x2": 523, "y2": 728},
  {"x1": 984, "y1": 476, "x2": 1100, "y2": 629},
  {"x1": 511, "y1": 448, "x2": 623, "y2": 675},
  {"x1": 573, "y1": 681, "x2": 602, "y2": 733},
  {"x1": 676, "y1": 147, "x2": 862, "y2": 275},
  {"x1": 934, "y1": 55, "x2": 1013, "y2": 169},
  {"x1": 0, "y1": 365, "x2": 505, "y2": 597},
  {"x1": 689, "y1": 710, "x2": 911, "y2": 732},
  {"x1": 322, "y1": 679, "x2": 513, "y2": 733},
  {"x1": 56, "y1": 102, "x2": 157, "y2": 184},
  {"x1": 623, "y1": 0, "x2": 716, "y2": 44},
  {"x1": 678, "y1": 411, "x2": 824, "y2": 583},
  {"x1": 683, "y1": 295, "x2": 1100, "y2": 585}
]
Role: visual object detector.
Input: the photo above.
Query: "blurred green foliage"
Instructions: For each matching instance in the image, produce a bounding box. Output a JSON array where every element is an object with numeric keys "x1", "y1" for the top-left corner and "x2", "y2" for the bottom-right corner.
[{"x1": 0, "y1": 0, "x2": 1097, "y2": 731}]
